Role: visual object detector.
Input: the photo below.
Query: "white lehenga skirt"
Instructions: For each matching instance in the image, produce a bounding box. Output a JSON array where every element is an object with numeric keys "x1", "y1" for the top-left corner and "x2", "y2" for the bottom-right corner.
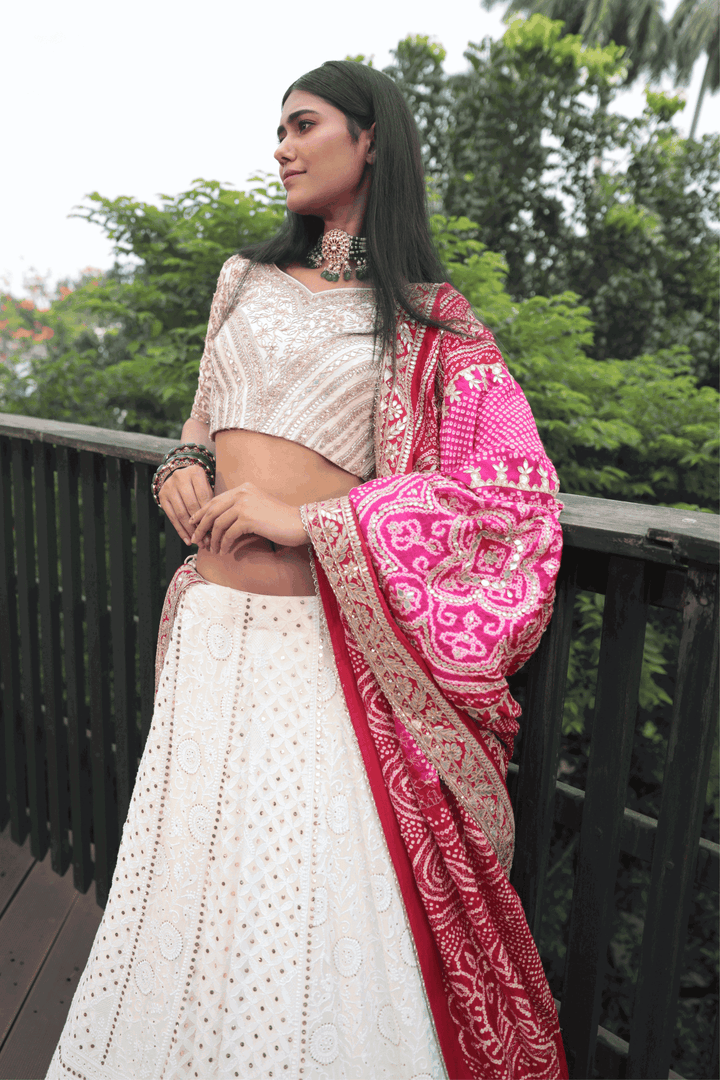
[{"x1": 47, "y1": 582, "x2": 445, "y2": 1080}]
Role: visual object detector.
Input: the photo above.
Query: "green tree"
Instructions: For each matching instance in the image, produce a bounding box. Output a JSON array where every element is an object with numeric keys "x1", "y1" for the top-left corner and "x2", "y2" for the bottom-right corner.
[
  {"x1": 379, "y1": 36, "x2": 452, "y2": 181},
  {"x1": 383, "y1": 21, "x2": 719, "y2": 385},
  {"x1": 481, "y1": 0, "x2": 672, "y2": 81},
  {"x1": 671, "y1": 0, "x2": 720, "y2": 137}
]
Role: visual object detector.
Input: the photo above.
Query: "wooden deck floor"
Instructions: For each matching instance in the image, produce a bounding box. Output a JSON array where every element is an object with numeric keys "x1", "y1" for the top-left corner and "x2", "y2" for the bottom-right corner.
[{"x1": 0, "y1": 826, "x2": 103, "y2": 1080}]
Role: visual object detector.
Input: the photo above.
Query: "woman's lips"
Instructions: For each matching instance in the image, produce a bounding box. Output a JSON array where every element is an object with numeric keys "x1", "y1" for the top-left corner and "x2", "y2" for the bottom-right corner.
[{"x1": 282, "y1": 171, "x2": 303, "y2": 186}]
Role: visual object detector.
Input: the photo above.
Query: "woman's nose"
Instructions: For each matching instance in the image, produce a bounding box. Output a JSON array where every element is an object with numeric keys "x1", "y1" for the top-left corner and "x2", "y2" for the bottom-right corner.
[{"x1": 274, "y1": 137, "x2": 293, "y2": 164}]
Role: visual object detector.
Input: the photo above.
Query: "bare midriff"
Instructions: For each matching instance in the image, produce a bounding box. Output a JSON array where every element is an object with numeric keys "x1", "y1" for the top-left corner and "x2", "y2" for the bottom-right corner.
[{"x1": 195, "y1": 428, "x2": 360, "y2": 597}]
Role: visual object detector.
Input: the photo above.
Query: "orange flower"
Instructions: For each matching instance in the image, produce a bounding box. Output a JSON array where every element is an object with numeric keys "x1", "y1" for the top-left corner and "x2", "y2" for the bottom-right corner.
[
  {"x1": 19, "y1": 298, "x2": 34, "y2": 310},
  {"x1": 59, "y1": 286, "x2": 72, "y2": 299},
  {"x1": 0, "y1": 319, "x2": 8, "y2": 330},
  {"x1": 12, "y1": 328, "x2": 33, "y2": 339},
  {"x1": 34, "y1": 326, "x2": 55, "y2": 342}
]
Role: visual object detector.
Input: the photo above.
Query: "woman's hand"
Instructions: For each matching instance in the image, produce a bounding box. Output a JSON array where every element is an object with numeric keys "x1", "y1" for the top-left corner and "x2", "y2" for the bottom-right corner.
[
  {"x1": 189, "y1": 481, "x2": 309, "y2": 553},
  {"x1": 158, "y1": 464, "x2": 214, "y2": 546}
]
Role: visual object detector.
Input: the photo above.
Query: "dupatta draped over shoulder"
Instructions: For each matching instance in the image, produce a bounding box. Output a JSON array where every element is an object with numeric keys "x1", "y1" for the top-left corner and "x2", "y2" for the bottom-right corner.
[{"x1": 302, "y1": 284, "x2": 568, "y2": 1080}]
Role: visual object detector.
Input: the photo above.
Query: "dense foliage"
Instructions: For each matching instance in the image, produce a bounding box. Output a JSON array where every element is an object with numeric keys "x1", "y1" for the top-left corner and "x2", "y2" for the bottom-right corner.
[{"x1": 386, "y1": 18, "x2": 719, "y2": 385}]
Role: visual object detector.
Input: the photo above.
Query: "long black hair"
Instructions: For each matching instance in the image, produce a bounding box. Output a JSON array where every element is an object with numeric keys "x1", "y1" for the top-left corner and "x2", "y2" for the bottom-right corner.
[{"x1": 236, "y1": 60, "x2": 456, "y2": 354}]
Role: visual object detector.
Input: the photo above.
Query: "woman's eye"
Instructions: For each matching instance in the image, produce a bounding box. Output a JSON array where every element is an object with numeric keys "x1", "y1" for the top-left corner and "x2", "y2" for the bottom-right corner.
[{"x1": 298, "y1": 120, "x2": 312, "y2": 133}]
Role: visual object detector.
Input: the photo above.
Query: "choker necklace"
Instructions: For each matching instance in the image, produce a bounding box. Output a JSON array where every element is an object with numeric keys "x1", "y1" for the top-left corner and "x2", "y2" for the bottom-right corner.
[{"x1": 306, "y1": 229, "x2": 369, "y2": 282}]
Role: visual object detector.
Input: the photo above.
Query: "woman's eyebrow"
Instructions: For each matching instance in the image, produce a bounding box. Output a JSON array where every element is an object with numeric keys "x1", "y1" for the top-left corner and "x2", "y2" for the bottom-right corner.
[{"x1": 276, "y1": 109, "x2": 321, "y2": 139}]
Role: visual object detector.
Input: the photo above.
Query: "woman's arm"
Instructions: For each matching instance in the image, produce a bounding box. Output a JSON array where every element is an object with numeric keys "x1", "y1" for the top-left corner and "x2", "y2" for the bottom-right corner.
[
  {"x1": 158, "y1": 418, "x2": 215, "y2": 546},
  {"x1": 181, "y1": 416, "x2": 215, "y2": 450},
  {"x1": 160, "y1": 256, "x2": 243, "y2": 545}
]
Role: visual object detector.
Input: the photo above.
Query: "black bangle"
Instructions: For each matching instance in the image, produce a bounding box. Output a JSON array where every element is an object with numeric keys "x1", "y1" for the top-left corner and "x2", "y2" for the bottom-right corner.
[{"x1": 152, "y1": 443, "x2": 216, "y2": 508}]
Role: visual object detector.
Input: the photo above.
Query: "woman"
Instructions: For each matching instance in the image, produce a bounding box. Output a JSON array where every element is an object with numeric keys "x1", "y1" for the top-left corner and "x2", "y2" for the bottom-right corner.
[{"x1": 48, "y1": 61, "x2": 567, "y2": 1080}]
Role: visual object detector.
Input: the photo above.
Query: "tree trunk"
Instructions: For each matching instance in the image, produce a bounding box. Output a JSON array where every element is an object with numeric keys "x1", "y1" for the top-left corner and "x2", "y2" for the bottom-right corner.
[{"x1": 689, "y1": 52, "x2": 711, "y2": 139}]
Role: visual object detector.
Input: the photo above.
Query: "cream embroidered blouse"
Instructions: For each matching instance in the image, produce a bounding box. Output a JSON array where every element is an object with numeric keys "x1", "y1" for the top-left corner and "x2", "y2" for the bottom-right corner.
[{"x1": 190, "y1": 255, "x2": 378, "y2": 480}]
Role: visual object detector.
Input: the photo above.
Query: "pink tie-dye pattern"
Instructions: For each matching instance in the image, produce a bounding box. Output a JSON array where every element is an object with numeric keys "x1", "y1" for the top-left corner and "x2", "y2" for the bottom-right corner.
[{"x1": 348, "y1": 289, "x2": 563, "y2": 759}]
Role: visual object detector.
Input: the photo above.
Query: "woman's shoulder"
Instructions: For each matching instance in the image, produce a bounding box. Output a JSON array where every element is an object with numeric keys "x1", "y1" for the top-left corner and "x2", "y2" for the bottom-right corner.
[
  {"x1": 216, "y1": 253, "x2": 251, "y2": 287},
  {"x1": 435, "y1": 283, "x2": 488, "y2": 337},
  {"x1": 404, "y1": 281, "x2": 490, "y2": 341},
  {"x1": 210, "y1": 255, "x2": 268, "y2": 314}
]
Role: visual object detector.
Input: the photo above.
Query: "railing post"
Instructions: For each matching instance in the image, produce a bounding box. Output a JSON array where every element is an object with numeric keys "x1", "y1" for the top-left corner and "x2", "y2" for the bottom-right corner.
[
  {"x1": 57, "y1": 445, "x2": 93, "y2": 893},
  {"x1": 107, "y1": 455, "x2": 137, "y2": 837},
  {"x1": 34, "y1": 442, "x2": 70, "y2": 876},
  {"x1": 0, "y1": 437, "x2": 24, "y2": 842},
  {"x1": 560, "y1": 555, "x2": 648, "y2": 1078},
  {"x1": 511, "y1": 550, "x2": 577, "y2": 935},
  {"x1": 627, "y1": 566, "x2": 719, "y2": 1079},
  {"x1": 12, "y1": 438, "x2": 46, "y2": 860},
  {"x1": 81, "y1": 450, "x2": 117, "y2": 907},
  {"x1": 135, "y1": 463, "x2": 162, "y2": 750}
]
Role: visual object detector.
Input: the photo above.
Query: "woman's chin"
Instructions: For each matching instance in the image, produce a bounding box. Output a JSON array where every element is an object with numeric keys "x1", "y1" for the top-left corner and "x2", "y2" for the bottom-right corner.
[{"x1": 285, "y1": 193, "x2": 321, "y2": 217}]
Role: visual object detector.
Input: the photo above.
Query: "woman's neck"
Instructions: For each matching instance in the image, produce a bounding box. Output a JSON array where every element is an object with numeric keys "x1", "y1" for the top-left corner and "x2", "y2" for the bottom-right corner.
[{"x1": 320, "y1": 176, "x2": 369, "y2": 237}]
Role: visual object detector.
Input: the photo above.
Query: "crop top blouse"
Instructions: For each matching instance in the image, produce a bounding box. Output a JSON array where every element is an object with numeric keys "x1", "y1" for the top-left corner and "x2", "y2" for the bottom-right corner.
[{"x1": 190, "y1": 255, "x2": 378, "y2": 480}]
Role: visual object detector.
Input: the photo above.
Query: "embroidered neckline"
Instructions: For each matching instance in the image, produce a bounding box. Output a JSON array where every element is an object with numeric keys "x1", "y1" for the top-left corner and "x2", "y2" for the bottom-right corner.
[{"x1": 272, "y1": 264, "x2": 374, "y2": 299}]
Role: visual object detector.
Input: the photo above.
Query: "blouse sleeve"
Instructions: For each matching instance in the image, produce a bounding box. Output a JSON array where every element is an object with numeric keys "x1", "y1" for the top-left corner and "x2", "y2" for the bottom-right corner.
[
  {"x1": 190, "y1": 255, "x2": 244, "y2": 425},
  {"x1": 302, "y1": 291, "x2": 563, "y2": 745}
]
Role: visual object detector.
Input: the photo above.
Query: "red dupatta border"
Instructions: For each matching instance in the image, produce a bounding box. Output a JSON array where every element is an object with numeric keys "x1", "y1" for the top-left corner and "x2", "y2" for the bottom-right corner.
[{"x1": 313, "y1": 560, "x2": 468, "y2": 1079}]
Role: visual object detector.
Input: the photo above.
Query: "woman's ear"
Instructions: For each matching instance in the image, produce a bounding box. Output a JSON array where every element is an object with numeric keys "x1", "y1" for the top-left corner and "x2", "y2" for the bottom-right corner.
[{"x1": 366, "y1": 122, "x2": 377, "y2": 164}]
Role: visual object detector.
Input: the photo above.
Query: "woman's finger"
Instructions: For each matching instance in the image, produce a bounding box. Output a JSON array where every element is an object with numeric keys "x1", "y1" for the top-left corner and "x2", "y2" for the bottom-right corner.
[
  {"x1": 190, "y1": 503, "x2": 218, "y2": 543},
  {"x1": 190, "y1": 491, "x2": 235, "y2": 540},
  {"x1": 208, "y1": 508, "x2": 238, "y2": 554},
  {"x1": 173, "y1": 488, "x2": 203, "y2": 541},
  {"x1": 211, "y1": 505, "x2": 254, "y2": 554},
  {"x1": 175, "y1": 469, "x2": 212, "y2": 528},
  {"x1": 189, "y1": 494, "x2": 221, "y2": 531},
  {"x1": 217, "y1": 517, "x2": 254, "y2": 555},
  {"x1": 178, "y1": 467, "x2": 210, "y2": 519},
  {"x1": 190, "y1": 470, "x2": 213, "y2": 511},
  {"x1": 176, "y1": 478, "x2": 201, "y2": 523},
  {"x1": 160, "y1": 491, "x2": 192, "y2": 544},
  {"x1": 159, "y1": 467, "x2": 208, "y2": 542}
]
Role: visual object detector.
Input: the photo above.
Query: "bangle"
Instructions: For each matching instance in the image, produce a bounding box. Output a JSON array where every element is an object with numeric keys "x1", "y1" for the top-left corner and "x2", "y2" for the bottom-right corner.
[{"x1": 152, "y1": 442, "x2": 216, "y2": 508}]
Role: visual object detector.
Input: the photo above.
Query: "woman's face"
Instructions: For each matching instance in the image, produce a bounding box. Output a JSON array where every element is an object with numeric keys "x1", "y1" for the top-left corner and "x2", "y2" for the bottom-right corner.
[{"x1": 274, "y1": 90, "x2": 375, "y2": 224}]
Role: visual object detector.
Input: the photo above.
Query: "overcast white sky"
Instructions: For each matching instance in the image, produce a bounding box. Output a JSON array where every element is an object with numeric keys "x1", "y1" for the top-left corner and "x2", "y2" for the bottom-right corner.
[{"x1": 2, "y1": 0, "x2": 716, "y2": 296}]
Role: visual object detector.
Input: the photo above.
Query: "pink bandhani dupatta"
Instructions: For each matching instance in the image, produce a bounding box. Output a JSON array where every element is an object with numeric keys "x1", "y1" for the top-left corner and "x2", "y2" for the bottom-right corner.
[{"x1": 302, "y1": 285, "x2": 568, "y2": 1079}]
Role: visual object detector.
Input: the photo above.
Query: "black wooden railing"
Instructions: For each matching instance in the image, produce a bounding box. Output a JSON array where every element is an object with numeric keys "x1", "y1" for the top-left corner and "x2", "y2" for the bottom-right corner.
[{"x1": 0, "y1": 412, "x2": 717, "y2": 1080}]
